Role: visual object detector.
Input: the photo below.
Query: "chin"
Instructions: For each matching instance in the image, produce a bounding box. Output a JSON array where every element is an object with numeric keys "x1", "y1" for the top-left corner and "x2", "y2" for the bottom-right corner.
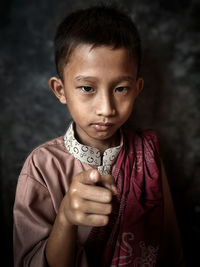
[{"x1": 95, "y1": 132, "x2": 116, "y2": 140}]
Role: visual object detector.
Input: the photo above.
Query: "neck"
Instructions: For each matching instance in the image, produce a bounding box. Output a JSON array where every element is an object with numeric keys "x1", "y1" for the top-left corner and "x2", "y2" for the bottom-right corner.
[{"x1": 74, "y1": 128, "x2": 120, "y2": 154}]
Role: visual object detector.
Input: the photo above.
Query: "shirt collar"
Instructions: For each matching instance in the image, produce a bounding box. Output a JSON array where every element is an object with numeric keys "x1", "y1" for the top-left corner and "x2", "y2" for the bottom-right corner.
[{"x1": 64, "y1": 122, "x2": 123, "y2": 174}]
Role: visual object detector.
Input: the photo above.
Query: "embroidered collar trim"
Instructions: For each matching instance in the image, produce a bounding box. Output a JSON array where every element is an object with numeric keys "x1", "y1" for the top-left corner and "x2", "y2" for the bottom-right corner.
[{"x1": 64, "y1": 122, "x2": 123, "y2": 174}]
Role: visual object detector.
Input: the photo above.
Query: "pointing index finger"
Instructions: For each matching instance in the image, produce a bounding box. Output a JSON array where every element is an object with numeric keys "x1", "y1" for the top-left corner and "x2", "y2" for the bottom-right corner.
[
  {"x1": 76, "y1": 169, "x2": 101, "y2": 185},
  {"x1": 75, "y1": 169, "x2": 118, "y2": 195},
  {"x1": 98, "y1": 174, "x2": 118, "y2": 195}
]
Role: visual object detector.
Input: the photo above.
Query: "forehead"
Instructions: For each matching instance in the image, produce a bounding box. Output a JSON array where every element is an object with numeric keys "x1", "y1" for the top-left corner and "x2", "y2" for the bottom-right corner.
[{"x1": 63, "y1": 44, "x2": 137, "y2": 78}]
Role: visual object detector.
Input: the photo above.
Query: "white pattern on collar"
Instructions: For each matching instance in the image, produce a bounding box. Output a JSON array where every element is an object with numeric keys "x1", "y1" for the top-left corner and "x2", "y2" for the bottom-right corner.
[{"x1": 64, "y1": 123, "x2": 123, "y2": 175}]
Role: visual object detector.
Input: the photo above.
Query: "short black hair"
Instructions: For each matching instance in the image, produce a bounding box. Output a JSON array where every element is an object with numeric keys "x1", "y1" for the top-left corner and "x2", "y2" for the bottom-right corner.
[{"x1": 54, "y1": 5, "x2": 141, "y2": 79}]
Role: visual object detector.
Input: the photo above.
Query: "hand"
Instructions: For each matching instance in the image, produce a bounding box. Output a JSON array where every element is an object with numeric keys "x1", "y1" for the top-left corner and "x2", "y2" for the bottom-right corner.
[{"x1": 60, "y1": 169, "x2": 117, "y2": 227}]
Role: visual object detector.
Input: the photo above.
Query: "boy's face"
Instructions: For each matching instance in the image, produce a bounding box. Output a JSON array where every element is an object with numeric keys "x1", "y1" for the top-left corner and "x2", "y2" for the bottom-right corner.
[{"x1": 49, "y1": 45, "x2": 143, "y2": 150}]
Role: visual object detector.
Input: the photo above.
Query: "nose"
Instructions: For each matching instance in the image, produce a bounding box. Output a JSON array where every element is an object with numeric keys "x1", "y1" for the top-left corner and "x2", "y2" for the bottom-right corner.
[{"x1": 95, "y1": 91, "x2": 116, "y2": 117}]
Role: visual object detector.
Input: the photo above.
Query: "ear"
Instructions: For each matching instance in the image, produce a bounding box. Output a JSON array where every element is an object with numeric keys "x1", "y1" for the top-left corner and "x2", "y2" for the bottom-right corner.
[
  {"x1": 135, "y1": 77, "x2": 144, "y2": 97},
  {"x1": 48, "y1": 77, "x2": 67, "y2": 104}
]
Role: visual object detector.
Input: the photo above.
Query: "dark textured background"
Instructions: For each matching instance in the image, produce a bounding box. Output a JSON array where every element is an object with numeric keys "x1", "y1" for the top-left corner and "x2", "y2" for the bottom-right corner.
[{"x1": 0, "y1": 0, "x2": 200, "y2": 266}]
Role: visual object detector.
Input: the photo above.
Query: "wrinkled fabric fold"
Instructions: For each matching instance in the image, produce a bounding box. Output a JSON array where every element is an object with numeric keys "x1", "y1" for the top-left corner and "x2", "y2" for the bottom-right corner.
[
  {"x1": 13, "y1": 129, "x2": 163, "y2": 267},
  {"x1": 85, "y1": 130, "x2": 163, "y2": 267}
]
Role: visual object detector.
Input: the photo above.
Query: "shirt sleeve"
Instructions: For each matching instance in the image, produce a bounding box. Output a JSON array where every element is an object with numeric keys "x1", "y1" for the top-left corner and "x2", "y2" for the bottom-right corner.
[{"x1": 13, "y1": 173, "x2": 56, "y2": 267}]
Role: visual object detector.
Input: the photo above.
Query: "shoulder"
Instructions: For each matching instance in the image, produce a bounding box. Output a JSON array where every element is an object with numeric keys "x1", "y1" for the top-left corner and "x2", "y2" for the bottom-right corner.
[
  {"x1": 123, "y1": 128, "x2": 160, "y2": 146},
  {"x1": 123, "y1": 126, "x2": 158, "y2": 137},
  {"x1": 123, "y1": 128, "x2": 161, "y2": 162},
  {"x1": 19, "y1": 136, "x2": 71, "y2": 185},
  {"x1": 135, "y1": 128, "x2": 159, "y2": 142},
  {"x1": 31, "y1": 135, "x2": 67, "y2": 153},
  {"x1": 138, "y1": 129, "x2": 160, "y2": 152},
  {"x1": 26, "y1": 136, "x2": 69, "y2": 164}
]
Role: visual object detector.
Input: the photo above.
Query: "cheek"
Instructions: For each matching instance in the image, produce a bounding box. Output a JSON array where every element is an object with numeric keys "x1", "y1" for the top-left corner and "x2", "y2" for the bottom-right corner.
[
  {"x1": 67, "y1": 102, "x2": 88, "y2": 121},
  {"x1": 117, "y1": 98, "x2": 135, "y2": 115}
]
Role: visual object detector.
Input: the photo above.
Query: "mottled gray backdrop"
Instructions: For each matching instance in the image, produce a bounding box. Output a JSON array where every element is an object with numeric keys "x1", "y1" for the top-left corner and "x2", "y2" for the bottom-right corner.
[{"x1": 0, "y1": 0, "x2": 199, "y2": 266}]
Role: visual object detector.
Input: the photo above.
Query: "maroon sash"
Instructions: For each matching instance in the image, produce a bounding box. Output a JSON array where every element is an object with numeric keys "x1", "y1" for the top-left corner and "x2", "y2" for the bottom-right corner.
[{"x1": 85, "y1": 130, "x2": 163, "y2": 267}]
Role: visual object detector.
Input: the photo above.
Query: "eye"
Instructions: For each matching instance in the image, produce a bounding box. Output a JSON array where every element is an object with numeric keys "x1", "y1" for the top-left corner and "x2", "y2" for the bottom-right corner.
[
  {"x1": 79, "y1": 86, "x2": 94, "y2": 93},
  {"x1": 115, "y1": 86, "x2": 129, "y2": 93}
]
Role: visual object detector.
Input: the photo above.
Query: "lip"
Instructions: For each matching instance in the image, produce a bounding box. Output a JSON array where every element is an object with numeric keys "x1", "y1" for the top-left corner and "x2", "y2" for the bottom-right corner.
[{"x1": 91, "y1": 122, "x2": 114, "y2": 131}]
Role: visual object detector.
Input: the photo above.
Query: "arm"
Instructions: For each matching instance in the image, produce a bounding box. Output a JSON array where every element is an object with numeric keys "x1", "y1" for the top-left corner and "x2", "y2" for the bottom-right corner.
[
  {"x1": 14, "y1": 164, "x2": 116, "y2": 267},
  {"x1": 159, "y1": 161, "x2": 185, "y2": 266},
  {"x1": 45, "y1": 169, "x2": 117, "y2": 267},
  {"x1": 13, "y1": 175, "x2": 55, "y2": 267},
  {"x1": 45, "y1": 204, "x2": 78, "y2": 267}
]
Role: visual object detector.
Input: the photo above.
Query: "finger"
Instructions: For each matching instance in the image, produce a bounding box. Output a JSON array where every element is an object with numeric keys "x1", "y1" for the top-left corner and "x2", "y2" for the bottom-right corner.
[
  {"x1": 100, "y1": 174, "x2": 118, "y2": 195},
  {"x1": 70, "y1": 196, "x2": 112, "y2": 214},
  {"x1": 79, "y1": 183, "x2": 112, "y2": 203},
  {"x1": 85, "y1": 214, "x2": 109, "y2": 227},
  {"x1": 82, "y1": 200, "x2": 112, "y2": 215},
  {"x1": 72, "y1": 211, "x2": 109, "y2": 227},
  {"x1": 75, "y1": 169, "x2": 101, "y2": 185}
]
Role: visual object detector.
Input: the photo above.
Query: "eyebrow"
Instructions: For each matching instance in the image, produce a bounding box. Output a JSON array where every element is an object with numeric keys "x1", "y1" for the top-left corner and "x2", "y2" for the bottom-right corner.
[
  {"x1": 75, "y1": 75, "x2": 135, "y2": 83},
  {"x1": 117, "y1": 76, "x2": 135, "y2": 83},
  {"x1": 75, "y1": 76, "x2": 98, "y2": 82}
]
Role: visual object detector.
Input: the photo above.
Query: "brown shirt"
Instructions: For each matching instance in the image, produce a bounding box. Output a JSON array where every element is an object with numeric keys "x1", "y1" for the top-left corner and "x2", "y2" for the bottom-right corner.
[
  {"x1": 13, "y1": 136, "x2": 95, "y2": 266},
  {"x1": 13, "y1": 123, "x2": 123, "y2": 267},
  {"x1": 13, "y1": 127, "x2": 184, "y2": 266}
]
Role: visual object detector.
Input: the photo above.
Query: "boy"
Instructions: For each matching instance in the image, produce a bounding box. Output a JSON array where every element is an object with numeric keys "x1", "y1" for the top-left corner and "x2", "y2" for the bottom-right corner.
[{"x1": 13, "y1": 5, "x2": 184, "y2": 267}]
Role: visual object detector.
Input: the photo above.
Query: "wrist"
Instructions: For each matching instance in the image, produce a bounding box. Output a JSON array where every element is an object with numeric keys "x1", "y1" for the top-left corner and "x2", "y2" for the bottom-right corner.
[{"x1": 58, "y1": 201, "x2": 77, "y2": 230}]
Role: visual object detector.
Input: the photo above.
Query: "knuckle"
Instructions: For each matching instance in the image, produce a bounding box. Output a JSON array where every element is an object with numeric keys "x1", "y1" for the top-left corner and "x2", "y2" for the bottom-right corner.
[
  {"x1": 71, "y1": 187, "x2": 78, "y2": 195},
  {"x1": 78, "y1": 171, "x2": 88, "y2": 182},
  {"x1": 69, "y1": 185, "x2": 77, "y2": 196},
  {"x1": 71, "y1": 199, "x2": 81, "y2": 211},
  {"x1": 75, "y1": 212, "x2": 84, "y2": 224}
]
